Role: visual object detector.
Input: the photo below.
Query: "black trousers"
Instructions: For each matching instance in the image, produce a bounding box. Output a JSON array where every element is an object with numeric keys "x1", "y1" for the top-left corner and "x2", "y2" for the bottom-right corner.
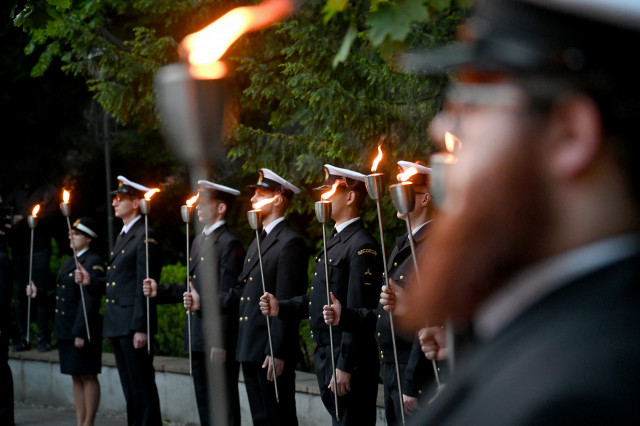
[
  {"x1": 111, "y1": 336, "x2": 162, "y2": 426},
  {"x1": 13, "y1": 250, "x2": 53, "y2": 343},
  {"x1": 0, "y1": 332, "x2": 14, "y2": 426},
  {"x1": 314, "y1": 344, "x2": 380, "y2": 426},
  {"x1": 192, "y1": 350, "x2": 241, "y2": 426},
  {"x1": 241, "y1": 361, "x2": 298, "y2": 426},
  {"x1": 382, "y1": 361, "x2": 408, "y2": 426}
]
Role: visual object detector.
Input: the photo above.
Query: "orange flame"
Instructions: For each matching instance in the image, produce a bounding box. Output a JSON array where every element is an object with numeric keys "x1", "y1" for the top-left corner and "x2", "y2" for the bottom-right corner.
[
  {"x1": 252, "y1": 195, "x2": 278, "y2": 210},
  {"x1": 321, "y1": 181, "x2": 341, "y2": 201},
  {"x1": 445, "y1": 132, "x2": 462, "y2": 153},
  {"x1": 397, "y1": 167, "x2": 418, "y2": 182},
  {"x1": 181, "y1": 0, "x2": 293, "y2": 79},
  {"x1": 186, "y1": 193, "x2": 199, "y2": 207},
  {"x1": 62, "y1": 189, "x2": 70, "y2": 204},
  {"x1": 144, "y1": 188, "x2": 161, "y2": 201},
  {"x1": 371, "y1": 145, "x2": 383, "y2": 172},
  {"x1": 32, "y1": 204, "x2": 40, "y2": 217}
]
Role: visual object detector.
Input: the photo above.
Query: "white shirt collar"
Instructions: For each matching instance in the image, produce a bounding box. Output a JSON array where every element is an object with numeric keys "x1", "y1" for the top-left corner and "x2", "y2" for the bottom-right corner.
[
  {"x1": 76, "y1": 248, "x2": 89, "y2": 257},
  {"x1": 475, "y1": 234, "x2": 640, "y2": 342},
  {"x1": 120, "y1": 215, "x2": 142, "y2": 234},
  {"x1": 412, "y1": 220, "x2": 431, "y2": 236},
  {"x1": 264, "y1": 216, "x2": 285, "y2": 235},
  {"x1": 203, "y1": 220, "x2": 225, "y2": 236},
  {"x1": 335, "y1": 217, "x2": 361, "y2": 234}
]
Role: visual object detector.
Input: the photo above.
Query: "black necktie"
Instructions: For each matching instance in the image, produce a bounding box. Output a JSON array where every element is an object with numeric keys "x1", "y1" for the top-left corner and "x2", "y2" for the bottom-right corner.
[
  {"x1": 330, "y1": 228, "x2": 338, "y2": 238},
  {"x1": 259, "y1": 229, "x2": 267, "y2": 242}
]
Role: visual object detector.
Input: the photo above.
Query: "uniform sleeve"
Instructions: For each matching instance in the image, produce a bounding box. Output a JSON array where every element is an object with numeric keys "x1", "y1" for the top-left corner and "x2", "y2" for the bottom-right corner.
[
  {"x1": 338, "y1": 306, "x2": 378, "y2": 332},
  {"x1": 131, "y1": 228, "x2": 162, "y2": 333},
  {"x1": 278, "y1": 294, "x2": 310, "y2": 320},
  {"x1": 337, "y1": 243, "x2": 382, "y2": 373},
  {"x1": 269, "y1": 236, "x2": 309, "y2": 359},
  {"x1": 403, "y1": 335, "x2": 434, "y2": 398},
  {"x1": 72, "y1": 255, "x2": 105, "y2": 339}
]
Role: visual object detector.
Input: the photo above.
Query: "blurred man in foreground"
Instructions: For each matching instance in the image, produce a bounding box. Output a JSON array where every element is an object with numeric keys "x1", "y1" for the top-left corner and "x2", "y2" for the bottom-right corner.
[{"x1": 397, "y1": 0, "x2": 640, "y2": 423}]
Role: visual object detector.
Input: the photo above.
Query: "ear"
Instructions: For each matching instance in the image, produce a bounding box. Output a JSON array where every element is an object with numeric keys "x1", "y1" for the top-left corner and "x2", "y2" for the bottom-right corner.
[
  {"x1": 273, "y1": 194, "x2": 283, "y2": 207},
  {"x1": 132, "y1": 198, "x2": 140, "y2": 210},
  {"x1": 546, "y1": 93, "x2": 602, "y2": 179},
  {"x1": 218, "y1": 202, "x2": 227, "y2": 215},
  {"x1": 345, "y1": 190, "x2": 356, "y2": 206},
  {"x1": 421, "y1": 192, "x2": 431, "y2": 207}
]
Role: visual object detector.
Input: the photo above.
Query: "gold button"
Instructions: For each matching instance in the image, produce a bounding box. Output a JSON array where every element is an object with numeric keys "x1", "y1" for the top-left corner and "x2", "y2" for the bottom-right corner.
[
  {"x1": 193, "y1": 275, "x2": 197, "y2": 279},
  {"x1": 61, "y1": 298, "x2": 65, "y2": 302},
  {"x1": 55, "y1": 309, "x2": 58, "y2": 313},
  {"x1": 399, "y1": 275, "x2": 404, "y2": 280},
  {"x1": 113, "y1": 265, "x2": 116, "y2": 269},
  {"x1": 189, "y1": 257, "x2": 192, "y2": 262},
  {"x1": 112, "y1": 300, "x2": 116, "y2": 304},
  {"x1": 247, "y1": 297, "x2": 251, "y2": 302},
  {"x1": 239, "y1": 317, "x2": 243, "y2": 322},
  {"x1": 394, "y1": 262, "x2": 398, "y2": 267},
  {"x1": 418, "y1": 390, "x2": 423, "y2": 395},
  {"x1": 122, "y1": 250, "x2": 125, "y2": 254},
  {"x1": 377, "y1": 332, "x2": 381, "y2": 337},
  {"x1": 249, "y1": 277, "x2": 253, "y2": 282},
  {"x1": 244, "y1": 317, "x2": 248, "y2": 321},
  {"x1": 107, "y1": 266, "x2": 111, "y2": 270},
  {"x1": 247, "y1": 258, "x2": 251, "y2": 263},
  {"x1": 310, "y1": 286, "x2": 314, "y2": 291},
  {"x1": 112, "y1": 282, "x2": 116, "y2": 286},
  {"x1": 329, "y1": 259, "x2": 332, "y2": 263},
  {"x1": 201, "y1": 257, "x2": 204, "y2": 261},
  {"x1": 240, "y1": 297, "x2": 244, "y2": 302},
  {"x1": 56, "y1": 296, "x2": 59, "y2": 300},
  {"x1": 243, "y1": 279, "x2": 247, "y2": 283},
  {"x1": 62, "y1": 285, "x2": 66, "y2": 289},
  {"x1": 380, "y1": 354, "x2": 384, "y2": 359},
  {"x1": 378, "y1": 314, "x2": 381, "y2": 319},
  {"x1": 68, "y1": 272, "x2": 73, "y2": 277},
  {"x1": 314, "y1": 272, "x2": 318, "y2": 276},
  {"x1": 106, "y1": 299, "x2": 110, "y2": 303}
]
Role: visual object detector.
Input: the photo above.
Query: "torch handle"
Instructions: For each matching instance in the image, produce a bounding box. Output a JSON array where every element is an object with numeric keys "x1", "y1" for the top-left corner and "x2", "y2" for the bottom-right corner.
[
  {"x1": 145, "y1": 214, "x2": 151, "y2": 355},
  {"x1": 254, "y1": 229, "x2": 279, "y2": 403},
  {"x1": 186, "y1": 222, "x2": 192, "y2": 376},
  {"x1": 376, "y1": 201, "x2": 405, "y2": 425},
  {"x1": 321, "y1": 223, "x2": 340, "y2": 422},
  {"x1": 67, "y1": 217, "x2": 91, "y2": 342},
  {"x1": 404, "y1": 216, "x2": 440, "y2": 386},
  {"x1": 26, "y1": 227, "x2": 34, "y2": 343}
]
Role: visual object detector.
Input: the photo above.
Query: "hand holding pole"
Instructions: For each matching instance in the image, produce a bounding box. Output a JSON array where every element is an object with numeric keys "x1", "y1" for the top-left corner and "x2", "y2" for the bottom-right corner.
[
  {"x1": 61, "y1": 190, "x2": 91, "y2": 342},
  {"x1": 247, "y1": 209, "x2": 279, "y2": 403}
]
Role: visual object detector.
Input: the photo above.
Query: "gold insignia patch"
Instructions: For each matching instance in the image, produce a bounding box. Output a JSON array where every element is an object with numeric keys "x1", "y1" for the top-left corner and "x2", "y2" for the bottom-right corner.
[
  {"x1": 146, "y1": 238, "x2": 159, "y2": 245},
  {"x1": 364, "y1": 268, "x2": 372, "y2": 276},
  {"x1": 358, "y1": 248, "x2": 377, "y2": 256},
  {"x1": 92, "y1": 265, "x2": 105, "y2": 272}
]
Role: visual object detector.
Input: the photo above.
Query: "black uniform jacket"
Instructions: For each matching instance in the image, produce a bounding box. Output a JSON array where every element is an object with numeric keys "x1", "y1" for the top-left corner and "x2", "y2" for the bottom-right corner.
[
  {"x1": 409, "y1": 252, "x2": 640, "y2": 425},
  {"x1": 55, "y1": 250, "x2": 105, "y2": 340},
  {"x1": 235, "y1": 219, "x2": 308, "y2": 364},
  {"x1": 156, "y1": 224, "x2": 245, "y2": 353},
  {"x1": 101, "y1": 218, "x2": 162, "y2": 338},
  {"x1": 304, "y1": 219, "x2": 383, "y2": 373}
]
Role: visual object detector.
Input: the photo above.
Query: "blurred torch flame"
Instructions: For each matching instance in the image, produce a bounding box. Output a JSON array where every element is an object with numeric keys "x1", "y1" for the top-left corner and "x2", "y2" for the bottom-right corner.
[
  {"x1": 252, "y1": 195, "x2": 278, "y2": 210},
  {"x1": 445, "y1": 131, "x2": 462, "y2": 153},
  {"x1": 186, "y1": 193, "x2": 199, "y2": 207},
  {"x1": 321, "y1": 181, "x2": 341, "y2": 201},
  {"x1": 62, "y1": 189, "x2": 70, "y2": 204},
  {"x1": 32, "y1": 204, "x2": 40, "y2": 217},
  {"x1": 144, "y1": 189, "x2": 161, "y2": 201},
  {"x1": 397, "y1": 167, "x2": 418, "y2": 182},
  {"x1": 371, "y1": 145, "x2": 383, "y2": 172},
  {"x1": 181, "y1": 0, "x2": 294, "y2": 79}
]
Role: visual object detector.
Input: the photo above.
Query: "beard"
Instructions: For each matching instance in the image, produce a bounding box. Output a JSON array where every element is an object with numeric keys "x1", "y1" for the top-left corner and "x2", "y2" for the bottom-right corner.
[{"x1": 398, "y1": 140, "x2": 549, "y2": 333}]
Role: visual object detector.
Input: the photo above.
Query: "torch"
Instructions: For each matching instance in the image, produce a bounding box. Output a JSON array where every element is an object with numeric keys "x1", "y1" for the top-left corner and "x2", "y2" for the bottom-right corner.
[
  {"x1": 430, "y1": 132, "x2": 460, "y2": 208},
  {"x1": 25, "y1": 204, "x2": 40, "y2": 344},
  {"x1": 389, "y1": 175, "x2": 441, "y2": 387},
  {"x1": 60, "y1": 190, "x2": 91, "y2": 342},
  {"x1": 140, "y1": 188, "x2": 160, "y2": 354},
  {"x1": 182, "y1": 193, "x2": 199, "y2": 375},
  {"x1": 364, "y1": 145, "x2": 406, "y2": 424},
  {"x1": 316, "y1": 181, "x2": 340, "y2": 421},
  {"x1": 247, "y1": 195, "x2": 280, "y2": 402}
]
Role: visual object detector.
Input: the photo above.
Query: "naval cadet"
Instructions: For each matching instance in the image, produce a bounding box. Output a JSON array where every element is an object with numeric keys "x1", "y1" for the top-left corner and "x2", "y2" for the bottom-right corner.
[
  {"x1": 55, "y1": 217, "x2": 105, "y2": 426},
  {"x1": 144, "y1": 180, "x2": 245, "y2": 426},
  {"x1": 76, "y1": 176, "x2": 162, "y2": 426},
  {"x1": 261, "y1": 164, "x2": 383, "y2": 425},
  {"x1": 236, "y1": 168, "x2": 309, "y2": 426}
]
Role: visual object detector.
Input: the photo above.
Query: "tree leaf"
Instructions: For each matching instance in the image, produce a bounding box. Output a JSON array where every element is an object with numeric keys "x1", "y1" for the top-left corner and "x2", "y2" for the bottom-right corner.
[{"x1": 366, "y1": 0, "x2": 430, "y2": 47}]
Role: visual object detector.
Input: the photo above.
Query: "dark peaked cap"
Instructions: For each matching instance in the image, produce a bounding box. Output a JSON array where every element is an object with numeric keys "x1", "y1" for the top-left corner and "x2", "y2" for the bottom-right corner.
[{"x1": 399, "y1": 0, "x2": 640, "y2": 75}]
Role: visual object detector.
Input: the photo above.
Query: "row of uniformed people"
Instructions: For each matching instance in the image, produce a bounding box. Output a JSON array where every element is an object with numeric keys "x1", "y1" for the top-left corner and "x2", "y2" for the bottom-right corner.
[
  {"x1": 47, "y1": 163, "x2": 438, "y2": 426},
  {"x1": 143, "y1": 162, "x2": 440, "y2": 426}
]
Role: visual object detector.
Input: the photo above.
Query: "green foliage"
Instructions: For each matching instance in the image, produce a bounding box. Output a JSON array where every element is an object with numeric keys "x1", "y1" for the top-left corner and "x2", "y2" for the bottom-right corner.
[{"x1": 155, "y1": 262, "x2": 188, "y2": 356}]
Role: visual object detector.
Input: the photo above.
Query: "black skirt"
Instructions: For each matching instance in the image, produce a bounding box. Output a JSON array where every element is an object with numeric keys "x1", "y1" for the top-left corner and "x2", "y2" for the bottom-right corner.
[{"x1": 58, "y1": 339, "x2": 102, "y2": 376}]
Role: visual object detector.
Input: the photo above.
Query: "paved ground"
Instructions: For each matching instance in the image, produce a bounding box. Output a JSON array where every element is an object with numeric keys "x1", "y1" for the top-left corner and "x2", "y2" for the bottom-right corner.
[{"x1": 14, "y1": 401, "x2": 190, "y2": 425}]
